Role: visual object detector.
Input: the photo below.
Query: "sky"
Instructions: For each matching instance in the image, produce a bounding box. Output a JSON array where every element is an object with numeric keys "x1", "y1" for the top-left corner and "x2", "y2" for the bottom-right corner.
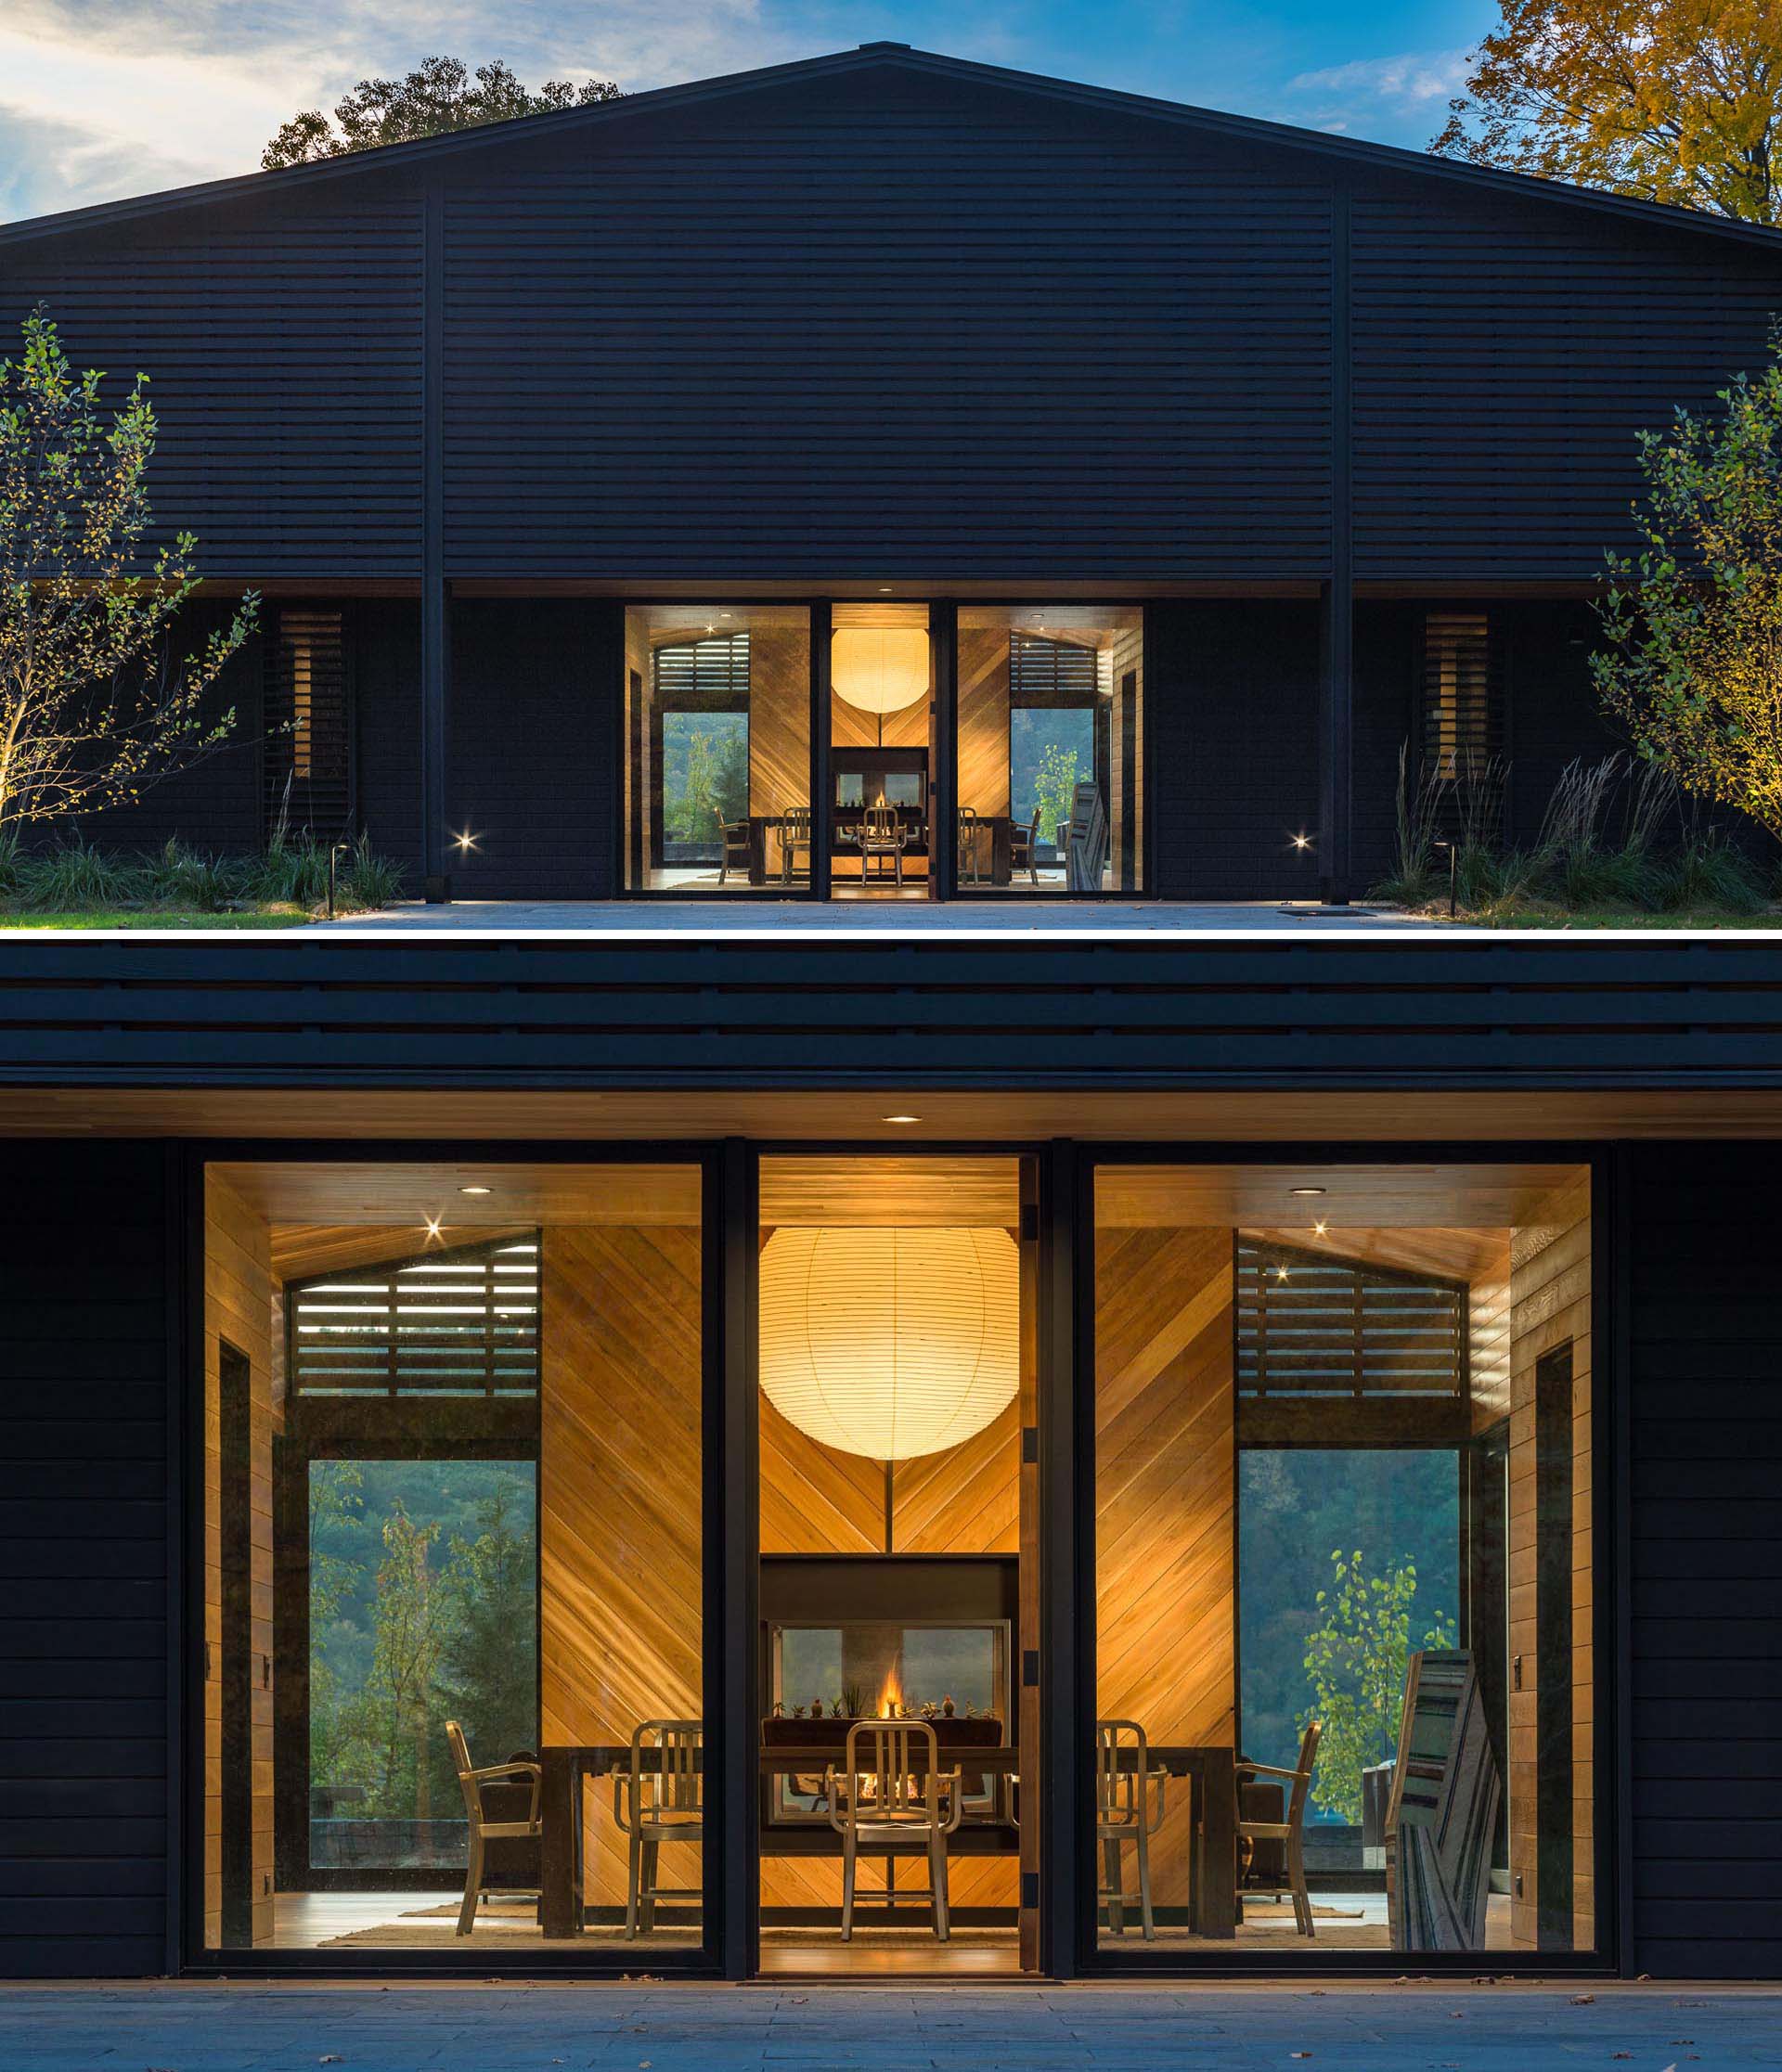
[{"x1": 0, "y1": 0, "x2": 1502, "y2": 224}]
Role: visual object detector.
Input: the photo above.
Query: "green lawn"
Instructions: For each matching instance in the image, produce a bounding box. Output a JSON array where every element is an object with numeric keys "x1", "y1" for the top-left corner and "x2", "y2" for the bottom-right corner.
[
  {"x1": 0, "y1": 907, "x2": 312, "y2": 930},
  {"x1": 1428, "y1": 902, "x2": 1782, "y2": 930}
]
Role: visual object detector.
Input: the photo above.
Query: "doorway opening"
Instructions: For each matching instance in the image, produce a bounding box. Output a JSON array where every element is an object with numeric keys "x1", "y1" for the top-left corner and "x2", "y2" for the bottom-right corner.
[{"x1": 753, "y1": 1153, "x2": 1040, "y2": 1975}]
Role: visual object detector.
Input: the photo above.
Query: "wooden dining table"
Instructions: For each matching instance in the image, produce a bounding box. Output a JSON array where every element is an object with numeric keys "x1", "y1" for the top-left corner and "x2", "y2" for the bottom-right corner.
[{"x1": 539, "y1": 1741, "x2": 1236, "y2": 1939}]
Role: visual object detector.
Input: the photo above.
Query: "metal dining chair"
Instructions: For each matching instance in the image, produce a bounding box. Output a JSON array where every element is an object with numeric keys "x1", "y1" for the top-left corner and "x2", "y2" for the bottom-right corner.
[
  {"x1": 612, "y1": 1718, "x2": 704, "y2": 1937},
  {"x1": 825, "y1": 1718, "x2": 962, "y2": 1941},
  {"x1": 1095, "y1": 1718, "x2": 1167, "y2": 1939},
  {"x1": 778, "y1": 804, "x2": 812, "y2": 886},
  {"x1": 858, "y1": 802, "x2": 910, "y2": 886},
  {"x1": 445, "y1": 1720, "x2": 543, "y2": 1937}
]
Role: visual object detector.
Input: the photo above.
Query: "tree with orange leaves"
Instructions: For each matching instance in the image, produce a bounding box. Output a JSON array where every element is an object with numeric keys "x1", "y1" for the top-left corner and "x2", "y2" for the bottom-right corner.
[{"x1": 1431, "y1": 0, "x2": 1782, "y2": 224}]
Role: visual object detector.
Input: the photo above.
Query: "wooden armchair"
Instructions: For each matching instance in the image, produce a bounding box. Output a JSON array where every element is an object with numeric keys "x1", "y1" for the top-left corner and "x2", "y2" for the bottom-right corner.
[
  {"x1": 1009, "y1": 809, "x2": 1041, "y2": 885},
  {"x1": 1095, "y1": 1719, "x2": 1167, "y2": 1939},
  {"x1": 445, "y1": 1719, "x2": 543, "y2": 1937},
  {"x1": 957, "y1": 804, "x2": 981, "y2": 884},
  {"x1": 611, "y1": 1718, "x2": 704, "y2": 1938},
  {"x1": 716, "y1": 808, "x2": 751, "y2": 885},
  {"x1": 1235, "y1": 1719, "x2": 1322, "y2": 1937},
  {"x1": 824, "y1": 1719, "x2": 962, "y2": 1941}
]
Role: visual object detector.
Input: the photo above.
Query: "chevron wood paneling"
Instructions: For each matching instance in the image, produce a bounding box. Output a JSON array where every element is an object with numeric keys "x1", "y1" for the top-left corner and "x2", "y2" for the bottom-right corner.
[
  {"x1": 747, "y1": 611, "x2": 811, "y2": 822},
  {"x1": 540, "y1": 1222, "x2": 705, "y2": 1916},
  {"x1": 1094, "y1": 1223, "x2": 1236, "y2": 1911},
  {"x1": 958, "y1": 625, "x2": 1011, "y2": 821}
]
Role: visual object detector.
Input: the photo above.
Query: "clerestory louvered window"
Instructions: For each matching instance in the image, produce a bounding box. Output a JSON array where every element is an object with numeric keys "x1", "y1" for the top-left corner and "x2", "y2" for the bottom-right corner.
[
  {"x1": 288, "y1": 1235, "x2": 540, "y2": 1398},
  {"x1": 653, "y1": 629, "x2": 751, "y2": 707},
  {"x1": 265, "y1": 606, "x2": 353, "y2": 844},
  {"x1": 1236, "y1": 1239, "x2": 1466, "y2": 1406},
  {"x1": 1419, "y1": 611, "x2": 1505, "y2": 840}
]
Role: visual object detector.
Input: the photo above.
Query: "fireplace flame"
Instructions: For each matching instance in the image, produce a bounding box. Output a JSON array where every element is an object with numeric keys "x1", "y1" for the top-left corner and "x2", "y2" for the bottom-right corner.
[{"x1": 877, "y1": 1661, "x2": 903, "y2": 1718}]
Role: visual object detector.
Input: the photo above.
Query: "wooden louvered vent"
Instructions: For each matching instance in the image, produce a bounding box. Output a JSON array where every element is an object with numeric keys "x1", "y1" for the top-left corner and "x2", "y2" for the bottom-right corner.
[
  {"x1": 1010, "y1": 632, "x2": 1101, "y2": 704},
  {"x1": 265, "y1": 606, "x2": 352, "y2": 843},
  {"x1": 289, "y1": 1235, "x2": 540, "y2": 1398},
  {"x1": 1420, "y1": 611, "x2": 1504, "y2": 839},
  {"x1": 1236, "y1": 1240, "x2": 1466, "y2": 1405}
]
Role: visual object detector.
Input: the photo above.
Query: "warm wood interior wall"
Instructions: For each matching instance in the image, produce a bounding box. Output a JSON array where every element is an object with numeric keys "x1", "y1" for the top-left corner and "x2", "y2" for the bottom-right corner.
[
  {"x1": 746, "y1": 613, "x2": 810, "y2": 820},
  {"x1": 756, "y1": 1394, "x2": 1022, "y2": 1911},
  {"x1": 622, "y1": 612, "x2": 649, "y2": 881},
  {"x1": 1109, "y1": 618, "x2": 1143, "y2": 889},
  {"x1": 1093, "y1": 1225, "x2": 1237, "y2": 1908},
  {"x1": 957, "y1": 625, "x2": 1012, "y2": 820},
  {"x1": 539, "y1": 1224, "x2": 705, "y2": 1914},
  {"x1": 1507, "y1": 1176, "x2": 1593, "y2": 1949},
  {"x1": 203, "y1": 1173, "x2": 276, "y2": 1949}
]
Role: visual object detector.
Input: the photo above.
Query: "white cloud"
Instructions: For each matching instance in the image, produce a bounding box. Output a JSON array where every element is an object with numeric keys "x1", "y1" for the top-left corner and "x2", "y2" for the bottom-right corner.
[
  {"x1": 0, "y1": 0, "x2": 796, "y2": 221},
  {"x1": 1279, "y1": 45, "x2": 1471, "y2": 135}
]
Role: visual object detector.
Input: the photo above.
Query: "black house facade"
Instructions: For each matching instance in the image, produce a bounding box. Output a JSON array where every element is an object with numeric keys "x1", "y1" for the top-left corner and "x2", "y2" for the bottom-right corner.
[
  {"x1": 3, "y1": 45, "x2": 1780, "y2": 901},
  {"x1": 2, "y1": 43, "x2": 1780, "y2": 2003}
]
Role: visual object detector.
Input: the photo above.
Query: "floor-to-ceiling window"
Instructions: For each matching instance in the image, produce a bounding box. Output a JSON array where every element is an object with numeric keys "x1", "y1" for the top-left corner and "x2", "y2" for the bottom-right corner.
[
  {"x1": 623, "y1": 607, "x2": 810, "y2": 893},
  {"x1": 201, "y1": 1159, "x2": 709, "y2": 1960},
  {"x1": 956, "y1": 607, "x2": 1143, "y2": 894},
  {"x1": 1091, "y1": 1161, "x2": 1597, "y2": 1958},
  {"x1": 753, "y1": 1153, "x2": 1040, "y2": 1974}
]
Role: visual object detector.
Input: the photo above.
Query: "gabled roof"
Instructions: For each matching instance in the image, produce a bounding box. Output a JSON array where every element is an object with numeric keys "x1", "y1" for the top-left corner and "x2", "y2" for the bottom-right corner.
[{"x1": 4, "y1": 40, "x2": 1781, "y2": 253}]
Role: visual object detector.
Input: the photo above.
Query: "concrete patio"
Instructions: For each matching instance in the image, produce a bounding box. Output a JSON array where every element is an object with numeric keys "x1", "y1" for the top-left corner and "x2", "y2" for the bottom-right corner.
[
  {"x1": 1, "y1": 1982, "x2": 1776, "y2": 2071},
  {"x1": 319, "y1": 899, "x2": 1433, "y2": 932}
]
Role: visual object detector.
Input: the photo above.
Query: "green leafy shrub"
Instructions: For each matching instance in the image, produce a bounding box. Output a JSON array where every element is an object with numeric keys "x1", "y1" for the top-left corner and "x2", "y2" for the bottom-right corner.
[{"x1": 1299, "y1": 1548, "x2": 1455, "y2": 1825}]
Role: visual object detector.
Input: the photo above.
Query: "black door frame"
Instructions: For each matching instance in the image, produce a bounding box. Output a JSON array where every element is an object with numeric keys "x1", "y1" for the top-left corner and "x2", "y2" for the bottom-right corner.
[{"x1": 172, "y1": 1133, "x2": 1621, "y2": 1982}]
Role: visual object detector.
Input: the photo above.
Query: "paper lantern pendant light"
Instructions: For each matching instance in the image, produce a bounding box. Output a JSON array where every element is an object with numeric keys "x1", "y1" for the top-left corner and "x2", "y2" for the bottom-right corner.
[
  {"x1": 831, "y1": 625, "x2": 930, "y2": 714},
  {"x1": 759, "y1": 1225, "x2": 1019, "y2": 1461}
]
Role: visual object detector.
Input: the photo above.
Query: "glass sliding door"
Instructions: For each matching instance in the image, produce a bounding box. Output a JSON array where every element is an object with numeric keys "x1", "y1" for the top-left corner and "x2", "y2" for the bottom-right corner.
[
  {"x1": 956, "y1": 607, "x2": 1143, "y2": 893},
  {"x1": 200, "y1": 1159, "x2": 709, "y2": 1962},
  {"x1": 1090, "y1": 1161, "x2": 1597, "y2": 1960},
  {"x1": 623, "y1": 607, "x2": 810, "y2": 892},
  {"x1": 753, "y1": 1153, "x2": 1040, "y2": 1974}
]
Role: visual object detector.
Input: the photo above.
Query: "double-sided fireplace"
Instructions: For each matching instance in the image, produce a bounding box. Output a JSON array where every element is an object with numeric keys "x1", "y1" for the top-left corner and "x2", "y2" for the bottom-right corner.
[{"x1": 760, "y1": 1555, "x2": 1017, "y2": 1827}]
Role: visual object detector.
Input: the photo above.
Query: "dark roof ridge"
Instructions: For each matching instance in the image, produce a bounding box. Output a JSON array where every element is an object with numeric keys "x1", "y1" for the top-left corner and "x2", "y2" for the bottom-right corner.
[{"x1": 3, "y1": 41, "x2": 1780, "y2": 252}]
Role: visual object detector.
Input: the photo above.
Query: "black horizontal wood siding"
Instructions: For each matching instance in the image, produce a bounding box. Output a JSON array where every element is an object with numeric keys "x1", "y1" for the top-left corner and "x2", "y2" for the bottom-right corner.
[
  {"x1": 2, "y1": 938, "x2": 1782, "y2": 1087},
  {"x1": 1624, "y1": 1140, "x2": 1782, "y2": 1977},
  {"x1": 439, "y1": 67, "x2": 1332, "y2": 583},
  {"x1": 6, "y1": 51, "x2": 1773, "y2": 587},
  {"x1": 0, "y1": 191, "x2": 422, "y2": 582},
  {"x1": 0, "y1": 1142, "x2": 174, "y2": 1979},
  {"x1": 1351, "y1": 187, "x2": 1782, "y2": 582}
]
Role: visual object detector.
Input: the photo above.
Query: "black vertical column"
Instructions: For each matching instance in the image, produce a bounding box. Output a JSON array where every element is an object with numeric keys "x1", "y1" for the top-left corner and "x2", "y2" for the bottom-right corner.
[
  {"x1": 1318, "y1": 186, "x2": 1354, "y2": 907},
  {"x1": 810, "y1": 602, "x2": 833, "y2": 903},
  {"x1": 420, "y1": 180, "x2": 451, "y2": 903},
  {"x1": 930, "y1": 601, "x2": 959, "y2": 903},
  {"x1": 716, "y1": 1139, "x2": 760, "y2": 1978},
  {"x1": 1040, "y1": 1139, "x2": 1083, "y2": 1978}
]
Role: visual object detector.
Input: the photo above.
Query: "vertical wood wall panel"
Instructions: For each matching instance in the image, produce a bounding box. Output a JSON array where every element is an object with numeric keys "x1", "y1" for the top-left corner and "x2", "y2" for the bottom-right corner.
[
  {"x1": 202, "y1": 1172, "x2": 275, "y2": 1949},
  {"x1": 1505, "y1": 1175, "x2": 1593, "y2": 1950}
]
